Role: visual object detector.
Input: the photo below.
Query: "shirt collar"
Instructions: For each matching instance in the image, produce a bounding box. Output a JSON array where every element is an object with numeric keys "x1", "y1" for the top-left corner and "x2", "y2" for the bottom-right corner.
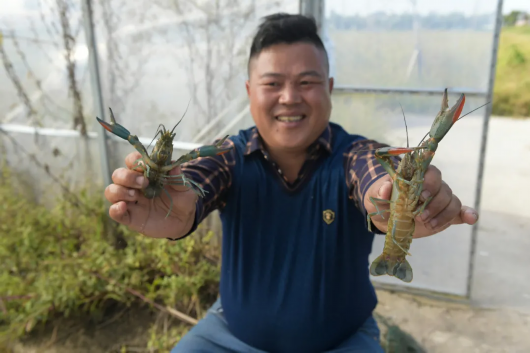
[{"x1": 244, "y1": 124, "x2": 332, "y2": 156}]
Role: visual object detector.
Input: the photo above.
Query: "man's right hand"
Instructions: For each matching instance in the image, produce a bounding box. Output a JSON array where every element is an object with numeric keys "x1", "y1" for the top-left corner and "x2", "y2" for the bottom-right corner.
[{"x1": 104, "y1": 151, "x2": 198, "y2": 239}]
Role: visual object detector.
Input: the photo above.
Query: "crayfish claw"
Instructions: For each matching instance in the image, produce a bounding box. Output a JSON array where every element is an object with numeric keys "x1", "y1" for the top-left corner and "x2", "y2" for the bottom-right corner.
[
  {"x1": 109, "y1": 107, "x2": 117, "y2": 124},
  {"x1": 215, "y1": 135, "x2": 230, "y2": 147},
  {"x1": 96, "y1": 108, "x2": 132, "y2": 141}
]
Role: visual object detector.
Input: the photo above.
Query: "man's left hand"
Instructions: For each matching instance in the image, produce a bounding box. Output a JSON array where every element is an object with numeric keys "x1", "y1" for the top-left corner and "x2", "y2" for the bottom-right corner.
[{"x1": 364, "y1": 165, "x2": 479, "y2": 238}]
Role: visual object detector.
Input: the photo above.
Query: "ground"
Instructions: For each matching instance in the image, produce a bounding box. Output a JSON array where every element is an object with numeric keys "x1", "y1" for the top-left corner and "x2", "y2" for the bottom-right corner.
[
  {"x1": 373, "y1": 116, "x2": 530, "y2": 353},
  {"x1": 375, "y1": 289, "x2": 530, "y2": 353},
  {"x1": 11, "y1": 287, "x2": 530, "y2": 353}
]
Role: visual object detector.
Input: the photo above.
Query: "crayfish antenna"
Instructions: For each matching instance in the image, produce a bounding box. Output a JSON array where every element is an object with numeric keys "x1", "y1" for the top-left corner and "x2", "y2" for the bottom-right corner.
[
  {"x1": 398, "y1": 103, "x2": 409, "y2": 148},
  {"x1": 147, "y1": 127, "x2": 164, "y2": 150},
  {"x1": 456, "y1": 101, "x2": 491, "y2": 122},
  {"x1": 170, "y1": 98, "x2": 192, "y2": 135}
]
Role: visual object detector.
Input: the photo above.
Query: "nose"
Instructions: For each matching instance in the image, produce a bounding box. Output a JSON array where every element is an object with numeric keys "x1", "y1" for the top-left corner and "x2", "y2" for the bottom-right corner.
[{"x1": 278, "y1": 83, "x2": 302, "y2": 105}]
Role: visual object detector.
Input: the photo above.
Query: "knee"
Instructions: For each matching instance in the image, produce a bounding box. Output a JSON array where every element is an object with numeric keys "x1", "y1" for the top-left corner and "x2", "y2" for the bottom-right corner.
[
  {"x1": 170, "y1": 332, "x2": 210, "y2": 353},
  {"x1": 170, "y1": 299, "x2": 225, "y2": 353}
]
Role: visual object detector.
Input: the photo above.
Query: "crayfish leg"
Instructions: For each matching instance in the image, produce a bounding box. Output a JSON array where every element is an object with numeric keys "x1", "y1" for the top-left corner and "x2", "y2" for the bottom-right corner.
[
  {"x1": 181, "y1": 177, "x2": 208, "y2": 197},
  {"x1": 131, "y1": 158, "x2": 147, "y2": 172},
  {"x1": 163, "y1": 176, "x2": 208, "y2": 198},
  {"x1": 367, "y1": 197, "x2": 392, "y2": 232},
  {"x1": 395, "y1": 175, "x2": 417, "y2": 186},
  {"x1": 161, "y1": 187, "x2": 173, "y2": 219},
  {"x1": 159, "y1": 173, "x2": 188, "y2": 181},
  {"x1": 159, "y1": 156, "x2": 194, "y2": 172},
  {"x1": 413, "y1": 195, "x2": 433, "y2": 217},
  {"x1": 368, "y1": 196, "x2": 391, "y2": 218}
]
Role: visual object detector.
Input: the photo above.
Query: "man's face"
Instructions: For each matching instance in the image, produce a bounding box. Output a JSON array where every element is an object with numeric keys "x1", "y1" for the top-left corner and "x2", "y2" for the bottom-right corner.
[{"x1": 245, "y1": 42, "x2": 334, "y2": 153}]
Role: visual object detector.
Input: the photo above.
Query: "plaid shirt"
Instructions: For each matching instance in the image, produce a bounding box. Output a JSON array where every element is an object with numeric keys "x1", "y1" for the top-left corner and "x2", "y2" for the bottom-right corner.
[{"x1": 181, "y1": 124, "x2": 400, "y2": 233}]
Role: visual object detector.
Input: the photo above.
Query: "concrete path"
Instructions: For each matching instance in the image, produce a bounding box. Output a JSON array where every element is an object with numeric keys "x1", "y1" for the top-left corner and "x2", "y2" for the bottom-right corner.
[{"x1": 375, "y1": 116, "x2": 530, "y2": 352}]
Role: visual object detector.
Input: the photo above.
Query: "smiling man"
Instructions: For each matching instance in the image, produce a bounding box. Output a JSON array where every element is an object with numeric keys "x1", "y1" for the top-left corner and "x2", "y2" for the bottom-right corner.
[{"x1": 105, "y1": 13, "x2": 479, "y2": 352}]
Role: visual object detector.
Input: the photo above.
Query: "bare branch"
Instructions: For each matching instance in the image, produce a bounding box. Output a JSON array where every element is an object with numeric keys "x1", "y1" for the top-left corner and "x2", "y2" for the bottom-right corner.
[
  {"x1": 0, "y1": 129, "x2": 100, "y2": 216},
  {"x1": 38, "y1": 0, "x2": 61, "y2": 45},
  {"x1": 99, "y1": 0, "x2": 151, "y2": 114},
  {"x1": 158, "y1": 0, "x2": 260, "y2": 139},
  {"x1": 93, "y1": 272, "x2": 199, "y2": 326},
  {"x1": 56, "y1": 0, "x2": 87, "y2": 136},
  {"x1": 0, "y1": 33, "x2": 38, "y2": 123}
]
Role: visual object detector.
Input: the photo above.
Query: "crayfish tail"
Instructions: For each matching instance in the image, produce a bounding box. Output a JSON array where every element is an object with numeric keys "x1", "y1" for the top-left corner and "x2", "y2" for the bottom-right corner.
[
  {"x1": 369, "y1": 254, "x2": 390, "y2": 277},
  {"x1": 394, "y1": 259, "x2": 413, "y2": 283},
  {"x1": 369, "y1": 254, "x2": 413, "y2": 283}
]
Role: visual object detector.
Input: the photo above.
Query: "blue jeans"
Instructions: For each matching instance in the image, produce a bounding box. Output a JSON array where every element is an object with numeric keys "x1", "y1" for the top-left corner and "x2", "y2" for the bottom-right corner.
[{"x1": 171, "y1": 298, "x2": 384, "y2": 353}]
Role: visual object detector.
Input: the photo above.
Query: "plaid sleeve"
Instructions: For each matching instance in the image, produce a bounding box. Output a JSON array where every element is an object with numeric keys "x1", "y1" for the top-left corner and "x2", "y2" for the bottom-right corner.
[
  {"x1": 166, "y1": 137, "x2": 236, "y2": 241},
  {"x1": 343, "y1": 139, "x2": 401, "y2": 234}
]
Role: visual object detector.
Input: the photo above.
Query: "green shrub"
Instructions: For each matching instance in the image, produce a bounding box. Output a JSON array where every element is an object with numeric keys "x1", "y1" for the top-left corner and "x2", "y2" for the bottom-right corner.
[
  {"x1": 0, "y1": 165, "x2": 221, "y2": 351},
  {"x1": 492, "y1": 26, "x2": 530, "y2": 118}
]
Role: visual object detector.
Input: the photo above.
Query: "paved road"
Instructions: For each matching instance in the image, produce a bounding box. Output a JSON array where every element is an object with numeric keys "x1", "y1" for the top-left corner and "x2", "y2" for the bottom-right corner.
[{"x1": 371, "y1": 116, "x2": 530, "y2": 311}]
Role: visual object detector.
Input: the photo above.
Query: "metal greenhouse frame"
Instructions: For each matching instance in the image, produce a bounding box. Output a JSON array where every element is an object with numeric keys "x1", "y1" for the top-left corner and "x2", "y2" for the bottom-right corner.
[
  {"x1": 300, "y1": 0, "x2": 504, "y2": 301},
  {"x1": 0, "y1": 0, "x2": 504, "y2": 305}
]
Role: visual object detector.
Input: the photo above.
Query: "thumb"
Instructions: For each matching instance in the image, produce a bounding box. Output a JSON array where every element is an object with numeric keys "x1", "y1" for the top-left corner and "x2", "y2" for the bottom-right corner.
[
  {"x1": 449, "y1": 205, "x2": 479, "y2": 226},
  {"x1": 168, "y1": 165, "x2": 182, "y2": 176},
  {"x1": 364, "y1": 175, "x2": 392, "y2": 211},
  {"x1": 377, "y1": 179, "x2": 393, "y2": 200}
]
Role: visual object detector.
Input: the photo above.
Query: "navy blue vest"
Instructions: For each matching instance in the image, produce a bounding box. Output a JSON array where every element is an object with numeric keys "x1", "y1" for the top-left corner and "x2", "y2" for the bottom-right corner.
[{"x1": 219, "y1": 123, "x2": 378, "y2": 352}]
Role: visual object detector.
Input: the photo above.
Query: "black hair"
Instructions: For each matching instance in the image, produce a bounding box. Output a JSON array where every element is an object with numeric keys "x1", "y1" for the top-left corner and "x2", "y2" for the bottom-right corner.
[{"x1": 248, "y1": 13, "x2": 329, "y2": 75}]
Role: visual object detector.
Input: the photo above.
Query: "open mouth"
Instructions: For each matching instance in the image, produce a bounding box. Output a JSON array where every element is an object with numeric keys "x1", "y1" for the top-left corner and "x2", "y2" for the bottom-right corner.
[{"x1": 275, "y1": 115, "x2": 306, "y2": 122}]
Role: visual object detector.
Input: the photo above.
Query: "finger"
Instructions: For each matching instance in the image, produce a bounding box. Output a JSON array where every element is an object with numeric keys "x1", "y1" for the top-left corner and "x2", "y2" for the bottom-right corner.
[
  {"x1": 431, "y1": 222, "x2": 452, "y2": 236},
  {"x1": 124, "y1": 152, "x2": 190, "y2": 192},
  {"x1": 427, "y1": 193, "x2": 462, "y2": 230},
  {"x1": 378, "y1": 179, "x2": 393, "y2": 201},
  {"x1": 109, "y1": 201, "x2": 131, "y2": 225},
  {"x1": 112, "y1": 167, "x2": 148, "y2": 189},
  {"x1": 365, "y1": 174, "x2": 392, "y2": 201},
  {"x1": 125, "y1": 151, "x2": 144, "y2": 171},
  {"x1": 364, "y1": 175, "x2": 392, "y2": 224},
  {"x1": 451, "y1": 205, "x2": 479, "y2": 226},
  {"x1": 416, "y1": 180, "x2": 452, "y2": 223},
  {"x1": 419, "y1": 165, "x2": 442, "y2": 202},
  {"x1": 108, "y1": 199, "x2": 153, "y2": 233},
  {"x1": 105, "y1": 183, "x2": 140, "y2": 204}
]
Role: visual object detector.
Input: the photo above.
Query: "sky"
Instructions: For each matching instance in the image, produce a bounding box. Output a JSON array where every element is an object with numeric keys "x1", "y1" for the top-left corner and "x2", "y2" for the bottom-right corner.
[
  {"x1": 1, "y1": 0, "x2": 529, "y2": 18},
  {"x1": 325, "y1": 0, "x2": 530, "y2": 16},
  {"x1": 1, "y1": 1, "x2": 528, "y2": 24}
]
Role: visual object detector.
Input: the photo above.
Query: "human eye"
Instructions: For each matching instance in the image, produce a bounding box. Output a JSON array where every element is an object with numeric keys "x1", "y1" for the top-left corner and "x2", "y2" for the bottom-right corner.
[
  {"x1": 300, "y1": 79, "x2": 321, "y2": 86},
  {"x1": 261, "y1": 81, "x2": 280, "y2": 87}
]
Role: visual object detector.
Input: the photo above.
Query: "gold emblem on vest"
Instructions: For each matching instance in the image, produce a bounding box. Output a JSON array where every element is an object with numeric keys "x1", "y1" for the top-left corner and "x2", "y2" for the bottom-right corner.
[{"x1": 323, "y1": 209, "x2": 335, "y2": 225}]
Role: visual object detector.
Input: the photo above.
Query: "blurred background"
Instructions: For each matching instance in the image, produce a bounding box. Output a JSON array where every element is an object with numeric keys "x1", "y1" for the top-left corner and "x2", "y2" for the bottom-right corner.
[{"x1": 0, "y1": 0, "x2": 528, "y2": 352}]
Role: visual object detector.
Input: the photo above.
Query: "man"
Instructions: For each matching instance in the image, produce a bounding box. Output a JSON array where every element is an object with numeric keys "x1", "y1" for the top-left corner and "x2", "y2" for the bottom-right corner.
[{"x1": 105, "y1": 13, "x2": 479, "y2": 352}]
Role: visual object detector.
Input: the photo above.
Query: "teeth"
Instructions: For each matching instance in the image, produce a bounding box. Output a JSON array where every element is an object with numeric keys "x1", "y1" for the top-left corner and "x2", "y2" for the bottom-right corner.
[{"x1": 277, "y1": 116, "x2": 303, "y2": 122}]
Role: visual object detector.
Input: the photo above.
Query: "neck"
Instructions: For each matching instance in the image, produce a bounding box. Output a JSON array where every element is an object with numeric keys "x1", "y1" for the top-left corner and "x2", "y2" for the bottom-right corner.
[
  {"x1": 268, "y1": 146, "x2": 307, "y2": 163},
  {"x1": 264, "y1": 144, "x2": 308, "y2": 182}
]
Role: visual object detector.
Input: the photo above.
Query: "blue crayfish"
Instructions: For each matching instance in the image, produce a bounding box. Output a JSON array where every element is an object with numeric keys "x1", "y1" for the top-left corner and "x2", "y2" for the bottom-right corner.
[{"x1": 97, "y1": 107, "x2": 231, "y2": 218}]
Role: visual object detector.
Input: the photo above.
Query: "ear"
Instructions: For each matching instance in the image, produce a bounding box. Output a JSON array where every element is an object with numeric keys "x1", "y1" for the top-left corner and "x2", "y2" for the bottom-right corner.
[
  {"x1": 328, "y1": 77, "x2": 334, "y2": 93},
  {"x1": 245, "y1": 80, "x2": 251, "y2": 97}
]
